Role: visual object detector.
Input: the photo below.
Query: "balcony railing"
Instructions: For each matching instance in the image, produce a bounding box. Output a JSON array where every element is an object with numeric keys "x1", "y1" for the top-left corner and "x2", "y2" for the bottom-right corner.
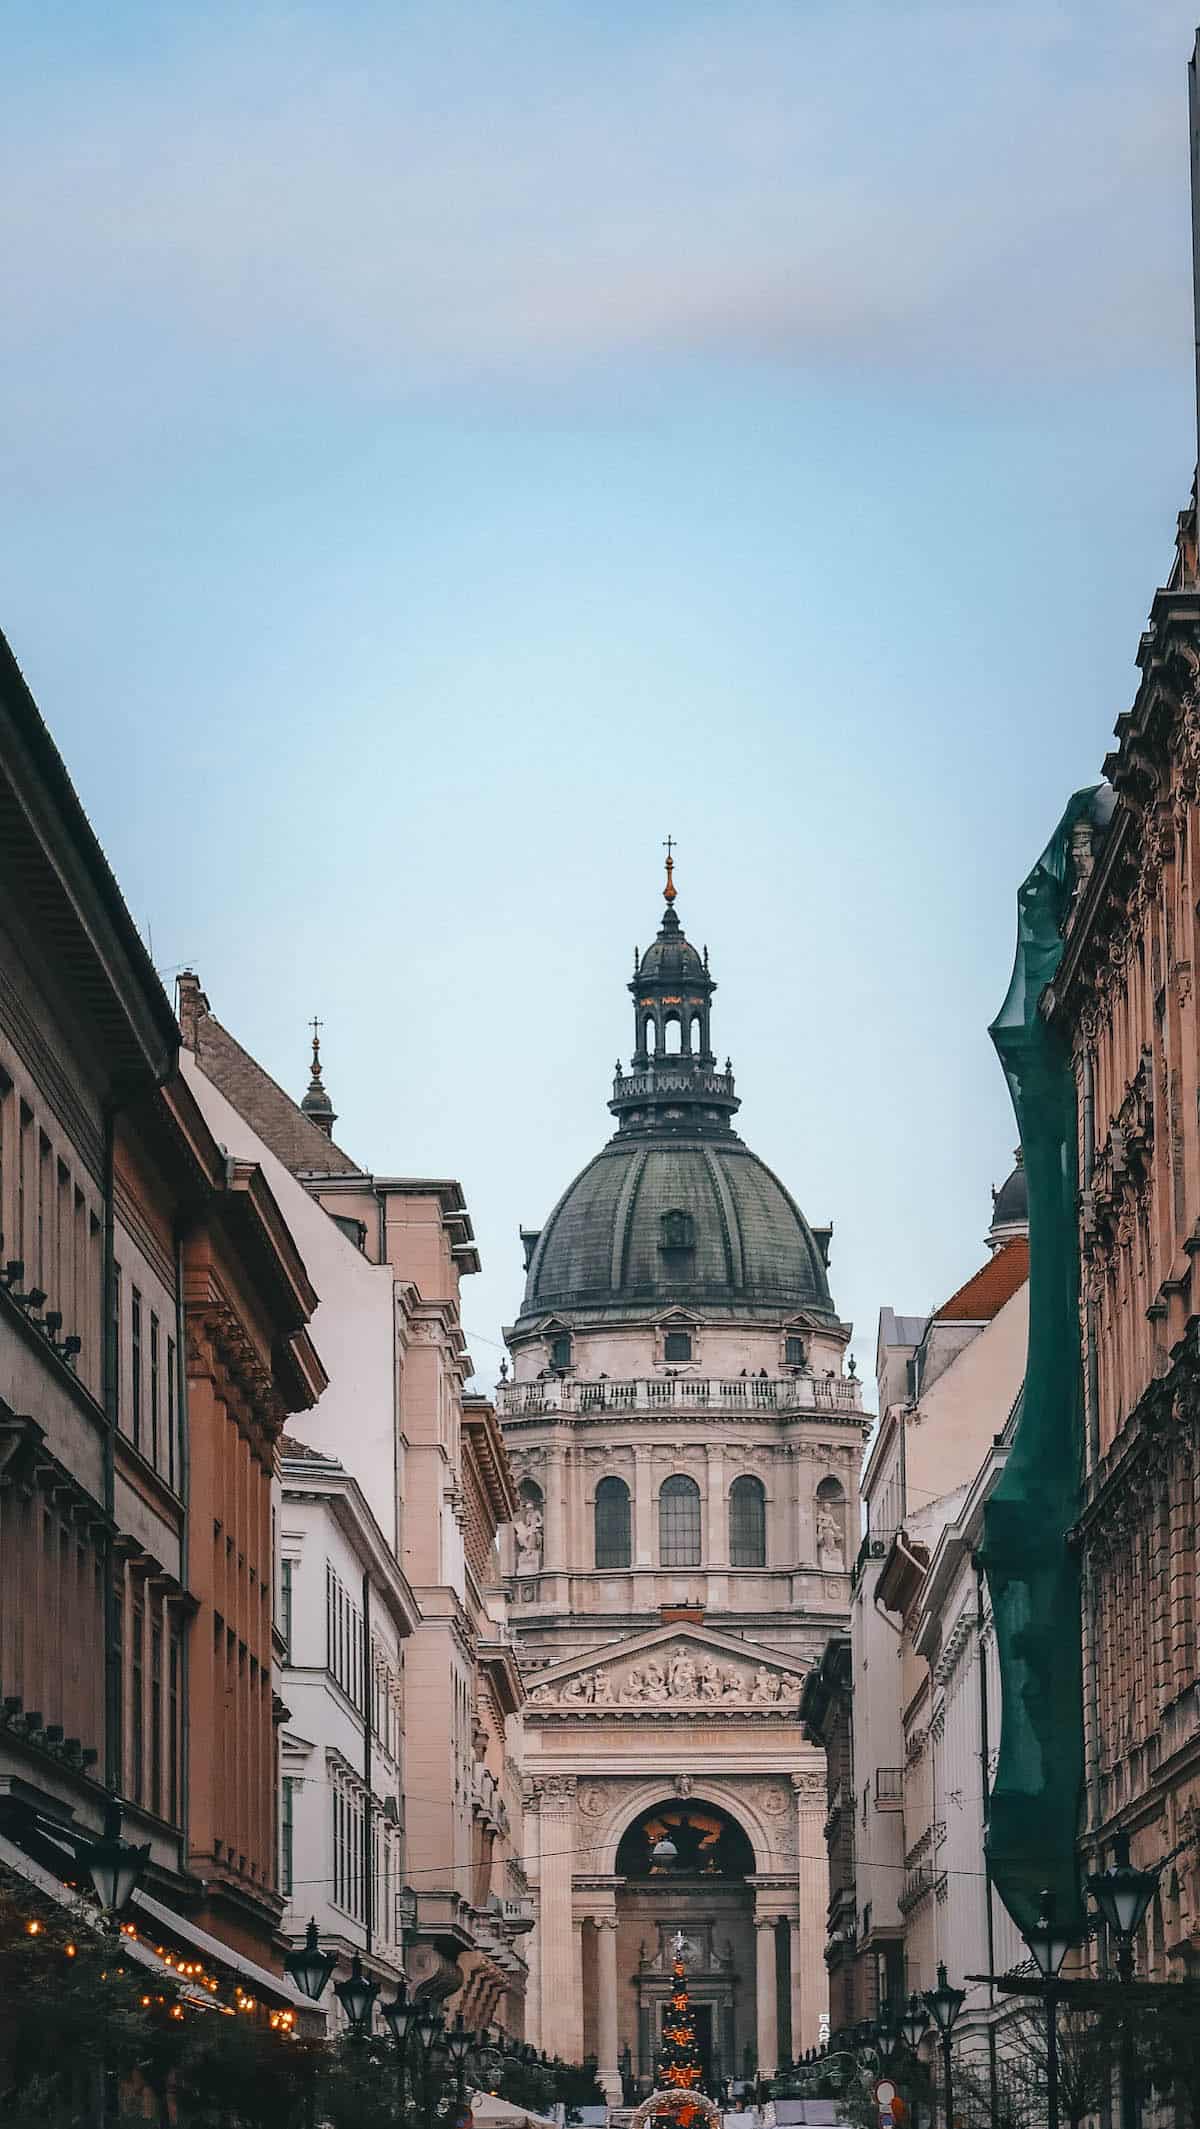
[{"x1": 496, "y1": 1372, "x2": 863, "y2": 1420}]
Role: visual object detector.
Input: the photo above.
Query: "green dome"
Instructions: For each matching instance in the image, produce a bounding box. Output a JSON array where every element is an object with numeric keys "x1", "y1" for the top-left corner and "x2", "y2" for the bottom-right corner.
[{"x1": 517, "y1": 1134, "x2": 836, "y2": 1327}]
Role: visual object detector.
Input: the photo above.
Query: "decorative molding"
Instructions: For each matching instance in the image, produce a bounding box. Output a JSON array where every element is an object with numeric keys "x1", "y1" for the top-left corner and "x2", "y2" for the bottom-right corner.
[{"x1": 527, "y1": 1643, "x2": 804, "y2": 1718}]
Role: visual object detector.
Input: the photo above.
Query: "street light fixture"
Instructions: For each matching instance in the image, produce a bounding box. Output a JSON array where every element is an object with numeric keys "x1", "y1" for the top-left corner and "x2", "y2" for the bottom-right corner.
[
  {"x1": 1022, "y1": 1890, "x2": 1076, "y2": 2129},
  {"x1": 83, "y1": 1800, "x2": 151, "y2": 1923},
  {"x1": 284, "y1": 1918, "x2": 337, "y2": 2003},
  {"x1": 1088, "y1": 1833, "x2": 1160, "y2": 2129},
  {"x1": 381, "y1": 1980, "x2": 415, "y2": 2049},
  {"x1": 922, "y1": 1962, "x2": 965, "y2": 2129},
  {"x1": 333, "y1": 1950, "x2": 379, "y2": 2037},
  {"x1": 899, "y1": 1994, "x2": 928, "y2": 2053},
  {"x1": 445, "y1": 2015, "x2": 474, "y2": 2103}
]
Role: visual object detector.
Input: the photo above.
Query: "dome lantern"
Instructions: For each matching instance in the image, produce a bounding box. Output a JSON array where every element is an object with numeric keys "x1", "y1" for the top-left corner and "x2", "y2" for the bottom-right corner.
[{"x1": 613, "y1": 844, "x2": 738, "y2": 1141}]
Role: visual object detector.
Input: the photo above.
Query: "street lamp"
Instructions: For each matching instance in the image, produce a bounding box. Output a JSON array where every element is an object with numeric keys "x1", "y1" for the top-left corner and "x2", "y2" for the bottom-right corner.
[
  {"x1": 899, "y1": 1994, "x2": 928, "y2": 2053},
  {"x1": 382, "y1": 1977, "x2": 415, "y2": 2118},
  {"x1": 921, "y1": 1962, "x2": 965, "y2": 2129},
  {"x1": 83, "y1": 1800, "x2": 150, "y2": 1923},
  {"x1": 333, "y1": 1950, "x2": 379, "y2": 2037},
  {"x1": 1023, "y1": 1889, "x2": 1075, "y2": 2129},
  {"x1": 284, "y1": 1917, "x2": 337, "y2": 2003},
  {"x1": 1088, "y1": 1833, "x2": 1160, "y2": 2129},
  {"x1": 445, "y1": 2015, "x2": 474, "y2": 2104}
]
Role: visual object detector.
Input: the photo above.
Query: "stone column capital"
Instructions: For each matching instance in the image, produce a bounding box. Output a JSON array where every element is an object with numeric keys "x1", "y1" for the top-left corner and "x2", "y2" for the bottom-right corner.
[
  {"x1": 791, "y1": 1771, "x2": 825, "y2": 1804},
  {"x1": 754, "y1": 1912, "x2": 780, "y2": 1933}
]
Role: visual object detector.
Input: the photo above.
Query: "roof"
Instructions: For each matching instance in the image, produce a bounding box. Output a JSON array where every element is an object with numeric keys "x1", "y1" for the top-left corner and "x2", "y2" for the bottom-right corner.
[
  {"x1": 878, "y1": 1307, "x2": 928, "y2": 1350},
  {"x1": 935, "y1": 1234, "x2": 1029, "y2": 1322},
  {"x1": 516, "y1": 1135, "x2": 837, "y2": 1328},
  {"x1": 0, "y1": 626, "x2": 180, "y2": 1086},
  {"x1": 279, "y1": 1430, "x2": 336, "y2": 1463},
  {"x1": 178, "y1": 976, "x2": 363, "y2": 1178}
]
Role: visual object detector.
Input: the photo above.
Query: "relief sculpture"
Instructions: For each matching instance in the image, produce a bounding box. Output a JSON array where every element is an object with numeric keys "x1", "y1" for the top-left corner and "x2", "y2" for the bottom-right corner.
[{"x1": 529, "y1": 1642, "x2": 802, "y2": 1712}]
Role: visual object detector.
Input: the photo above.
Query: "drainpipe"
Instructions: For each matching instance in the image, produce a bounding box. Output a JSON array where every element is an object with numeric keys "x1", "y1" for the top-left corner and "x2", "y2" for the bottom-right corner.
[
  {"x1": 174, "y1": 1221, "x2": 190, "y2": 1847},
  {"x1": 102, "y1": 1106, "x2": 119, "y2": 1793},
  {"x1": 975, "y1": 1556, "x2": 999, "y2": 2129},
  {"x1": 363, "y1": 1571, "x2": 373, "y2": 1960}
]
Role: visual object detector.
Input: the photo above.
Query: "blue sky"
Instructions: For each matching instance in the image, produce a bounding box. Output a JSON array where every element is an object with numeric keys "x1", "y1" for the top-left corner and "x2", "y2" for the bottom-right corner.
[{"x1": 1, "y1": 0, "x2": 1196, "y2": 1382}]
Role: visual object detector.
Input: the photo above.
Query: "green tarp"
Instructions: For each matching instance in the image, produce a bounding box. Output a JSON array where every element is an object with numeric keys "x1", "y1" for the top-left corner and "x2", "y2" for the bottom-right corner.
[{"x1": 980, "y1": 787, "x2": 1107, "y2": 1938}]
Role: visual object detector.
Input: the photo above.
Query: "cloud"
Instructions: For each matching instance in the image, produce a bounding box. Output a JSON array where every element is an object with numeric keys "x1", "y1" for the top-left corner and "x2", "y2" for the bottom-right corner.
[{"x1": 0, "y1": 0, "x2": 1193, "y2": 423}]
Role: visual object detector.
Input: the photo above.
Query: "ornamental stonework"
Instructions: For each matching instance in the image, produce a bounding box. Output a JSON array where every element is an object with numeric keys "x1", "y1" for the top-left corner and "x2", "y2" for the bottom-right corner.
[{"x1": 527, "y1": 1643, "x2": 805, "y2": 1717}]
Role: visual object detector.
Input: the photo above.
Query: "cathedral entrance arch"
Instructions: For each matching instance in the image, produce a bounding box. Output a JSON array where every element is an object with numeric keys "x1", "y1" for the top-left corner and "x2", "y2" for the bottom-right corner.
[{"x1": 602, "y1": 1800, "x2": 756, "y2": 2097}]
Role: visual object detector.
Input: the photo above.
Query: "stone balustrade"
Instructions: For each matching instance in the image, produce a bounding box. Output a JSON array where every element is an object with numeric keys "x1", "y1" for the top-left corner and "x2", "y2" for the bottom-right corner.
[{"x1": 496, "y1": 1372, "x2": 863, "y2": 1420}]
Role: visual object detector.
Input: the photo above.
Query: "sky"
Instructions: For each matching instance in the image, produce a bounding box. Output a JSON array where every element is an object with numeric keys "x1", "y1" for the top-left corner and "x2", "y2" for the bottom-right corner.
[{"x1": 1, "y1": 0, "x2": 1197, "y2": 1386}]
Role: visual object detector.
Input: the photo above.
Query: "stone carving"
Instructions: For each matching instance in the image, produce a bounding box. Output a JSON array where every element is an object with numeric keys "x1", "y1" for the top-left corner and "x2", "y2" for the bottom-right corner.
[
  {"x1": 515, "y1": 1500, "x2": 543, "y2": 1570},
  {"x1": 674, "y1": 1772, "x2": 693, "y2": 1797},
  {"x1": 578, "y1": 1785, "x2": 607, "y2": 1817},
  {"x1": 758, "y1": 1784, "x2": 789, "y2": 1815},
  {"x1": 816, "y1": 1503, "x2": 845, "y2": 1570},
  {"x1": 529, "y1": 1642, "x2": 802, "y2": 1713},
  {"x1": 791, "y1": 1771, "x2": 825, "y2": 1803}
]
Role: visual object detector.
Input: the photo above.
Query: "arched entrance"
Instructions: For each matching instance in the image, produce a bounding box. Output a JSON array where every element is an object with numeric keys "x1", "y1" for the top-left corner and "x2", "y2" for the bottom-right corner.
[{"x1": 596, "y1": 1800, "x2": 757, "y2": 2096}]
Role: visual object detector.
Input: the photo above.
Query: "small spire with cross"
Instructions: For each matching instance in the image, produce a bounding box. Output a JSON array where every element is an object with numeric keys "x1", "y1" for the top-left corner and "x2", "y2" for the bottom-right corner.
[
  {"x1": 663, "y1": 834, "x2": 677, "y2": 905},
  {"x1": 300, "y1": 1014, "x2": 337, "y2": 1138}
]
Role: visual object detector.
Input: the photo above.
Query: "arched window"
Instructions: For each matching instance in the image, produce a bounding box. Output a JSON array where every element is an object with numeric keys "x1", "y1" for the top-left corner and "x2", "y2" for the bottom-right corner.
[
  {"x1": 595, "y1": 1477, "x2": 632, "y2": 1569},
  {"x1": 549, "y1": 1330, "x2": 572, "y2": 1371},
  {"x1": 729, "y1": 1475, "x2": 766, "y2": 1567},
  {"x1": 691, "y1": 1013, "x2": 703, "y2": 1052},
  {"x1": 659, "y1": 1474, "x2": 701, "y2": 1567},
  {"x1": 644, "y1": 1017, "x2": 658, "y2": 1055},
  {"x1": 663, "y1": 1015, "x2": 682, "y2": 1055}
]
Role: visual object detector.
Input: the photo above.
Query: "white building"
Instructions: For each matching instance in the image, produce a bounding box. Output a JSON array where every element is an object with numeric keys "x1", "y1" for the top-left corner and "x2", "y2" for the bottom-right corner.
[{"x1": 279, "y1": 1437, "x2": 420, "y2": 2019}]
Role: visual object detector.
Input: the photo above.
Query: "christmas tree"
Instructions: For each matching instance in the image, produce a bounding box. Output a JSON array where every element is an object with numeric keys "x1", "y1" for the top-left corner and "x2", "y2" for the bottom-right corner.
[{"x1": 657, "y1": 1935, "x2": 705, "y2": 2119}]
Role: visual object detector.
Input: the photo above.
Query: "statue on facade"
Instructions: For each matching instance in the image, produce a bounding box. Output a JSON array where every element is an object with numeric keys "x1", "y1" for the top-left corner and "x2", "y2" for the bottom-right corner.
[
  {"x1": 592, "y1": 1668, "x2": 615, "y2": 1704},
  {"x1": 816, "y1": 1502, "x2": 845, "y2": 1570},
  {"x1": 698, "y1": 1656, "x2": 723, "y2": 1701},
  {"x1": 515, "y1": 1499, "x2": 544, "y2": 1569},
  {"x1": 560, "y1": 1671, "x2": 593, "y2": 1706},
  {"x1": 751, "y1": 1664, "x2": 780, "y2": 1704},
  {"x1": 620, "y1": 1665, "x2": 646, "y2": 1703},
  {"x1": 641, "y1": 1657, "x2": 668, "y2": 1701},
  {"x1": 668, "y1": 1649, "x2": 697, "y2": 1699}
]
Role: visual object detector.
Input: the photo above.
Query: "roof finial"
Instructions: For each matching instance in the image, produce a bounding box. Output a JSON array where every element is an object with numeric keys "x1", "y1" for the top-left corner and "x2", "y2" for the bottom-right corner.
[
  {"x1": 301, "y1": 1015, "x2": 337, "y2": 1137},
  {"x1": 663, "y1": 833, "x2": 677, "y2": 905}
]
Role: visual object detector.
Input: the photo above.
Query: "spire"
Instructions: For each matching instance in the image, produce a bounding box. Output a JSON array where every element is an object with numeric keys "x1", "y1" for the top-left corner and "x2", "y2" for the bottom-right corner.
[
  {"x1": 609, "y1": 853, "x2": 739, "y2": 1140},
  {"x1": 300, "y1": 1015, "x2": 337, "y2": 1138}
]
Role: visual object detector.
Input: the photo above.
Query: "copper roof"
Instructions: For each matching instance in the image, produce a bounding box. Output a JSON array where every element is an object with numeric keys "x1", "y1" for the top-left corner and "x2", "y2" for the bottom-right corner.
[{"x1": 936, "y1": 1235, "x2": 1029, "y2": 1322}]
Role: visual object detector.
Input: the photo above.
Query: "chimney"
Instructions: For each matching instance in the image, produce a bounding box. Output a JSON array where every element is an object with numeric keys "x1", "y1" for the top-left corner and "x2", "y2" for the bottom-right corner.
[{"x1": 176, "y1": 971, "x2": 210, "y2": 1052}]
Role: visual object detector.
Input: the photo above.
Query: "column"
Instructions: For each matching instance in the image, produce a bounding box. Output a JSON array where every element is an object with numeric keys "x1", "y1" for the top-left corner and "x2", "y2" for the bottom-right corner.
[
  {"x1": 542, "y1": 1443, "x2": 565, "y2": 1571},
  {"x1": 755, "y1": 1916, "x2": 778, "y2": 2077},
  {"x1": 792, "y1": 1771, "x2": 829, "y2": 2051},
  {"x1": 633, "y1": 1446, "x2": 654, "y2": 1568},
  {"x1": 525, "y1": 1888, "x2": 542, "y2": 2050},
  {"x1": 706, "y1": 1444, "x2": 727, "y2": 1565},
  {"x1": 788, "y1": 1920, "x2": 803, "y2": 2066},
  {"x1": 596, "y1": 1915, "x2": 620, "y2": 2103},
  {"x1": 536, "y1": 1777, "x2": 581, "y2": 2061}
]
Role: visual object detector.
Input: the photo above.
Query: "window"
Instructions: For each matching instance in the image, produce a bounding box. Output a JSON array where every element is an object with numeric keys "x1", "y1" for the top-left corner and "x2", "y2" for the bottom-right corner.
[
  {"x1": 659, "y1": 1475, "x2": 701, "y2": 1567},
  {"x1": 37, "y1": 1131, "x2": 50, "y2": 1288},
  {"x1": 785, "y1": 1334, "x2": 807, "y2": 1368},
  {"x1": 280, "y1": 1560, "x2": 294, "y2": 1657},
  {"x1": 131, "y1": 1288, "x2": 142, "y2": 1450},
  {"x1": 281, "y1": 1776, "x2": 297, "y2": 1897},
  {"x1": 664, "y1": 1330, "x2": 693, "y2": 1364},
  {"x1": 18, "y1": 1102, "x2": 31, "y2": 1267},
  {"x1": 595, "y1": 1477, "x2": 632, "y2": 1569},
  {"x1": 326, "y1": 1565, "x2": 363, "y2": 1704},
  {"x1": 167, "y1": 1337, "x2": 177, "y2": 1491},
  {"x1": 150, "y1": 1314, "x2": 160, "y2": 1469},
  {"x1": 151, "y1": 1620, "x2": 163, "y2": 1815},
  {"x1": 729, "y1": 1475, "x2": 766, "y2": 1567},
  {"x1": 660, "y1": 1209, "x2": 694, "y2": 1251},
  {"x1": 111, "y1": 1264, "x2": 122, "y2": 1424},
  {"x1": 111, "y1": 1566, "x2": 124, "y2": 1787},
  {"x1": 131, "y1": 1587, "x2": 145, "y2": 1805},
  {"x1": 550, "y1": 1331, "x2": 572, "y2": 1370},
  {"x1": 168, "y1": 1626, "x2": 180, "y2": 1825}
]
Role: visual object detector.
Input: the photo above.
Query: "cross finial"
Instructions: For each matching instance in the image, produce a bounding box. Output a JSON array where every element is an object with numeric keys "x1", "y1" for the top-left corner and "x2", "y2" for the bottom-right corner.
[
  {"x1": 663, "y1": 835, "x2": 677, "y2": 905},
  {"x1": 309, "y1": 1016, "x2": 324, "y2": 1079}
]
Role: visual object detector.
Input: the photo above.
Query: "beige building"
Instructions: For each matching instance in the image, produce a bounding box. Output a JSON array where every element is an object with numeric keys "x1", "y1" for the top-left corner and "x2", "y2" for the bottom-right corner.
[
  {"x1": 805, "y1": 1177, "x2": 1028, "y2": 2095},
  {"x1": 500, "y1": 862, "x2": 866, "y2": 2097},
  {"x1": 177, "y1": 980, "x2": 530, "y2": 2029}
]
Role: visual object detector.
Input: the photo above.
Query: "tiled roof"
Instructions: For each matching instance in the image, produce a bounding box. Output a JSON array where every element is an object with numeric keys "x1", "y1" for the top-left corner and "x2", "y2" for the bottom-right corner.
[
  {"x1": 935, "y1": 1235, "x2": 1029, "y2": 1322},
  {"x1": 279, "y1": 1431, "x2": 335, "y2": 1462},
  {"x1": 191, "y1": 1007, "x2": 363, "y2": 1178}
]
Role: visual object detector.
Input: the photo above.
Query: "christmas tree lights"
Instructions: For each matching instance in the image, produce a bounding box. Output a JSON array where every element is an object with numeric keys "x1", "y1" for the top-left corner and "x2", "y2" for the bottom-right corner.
[{"x1": 656, "y1": 1935, "x2": 705, "y2": 2126}]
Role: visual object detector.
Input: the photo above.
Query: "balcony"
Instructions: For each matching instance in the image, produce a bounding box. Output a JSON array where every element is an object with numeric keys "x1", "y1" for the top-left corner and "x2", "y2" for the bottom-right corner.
[{"x1": 496, "y1": 1372, "x2": 864, "y2": 1422}]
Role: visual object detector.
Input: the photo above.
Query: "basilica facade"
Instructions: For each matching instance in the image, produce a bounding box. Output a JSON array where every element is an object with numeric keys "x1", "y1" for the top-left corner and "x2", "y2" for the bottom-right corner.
[{"x1": 498, "y1": 860, "x2": 865, "y2": 2098}]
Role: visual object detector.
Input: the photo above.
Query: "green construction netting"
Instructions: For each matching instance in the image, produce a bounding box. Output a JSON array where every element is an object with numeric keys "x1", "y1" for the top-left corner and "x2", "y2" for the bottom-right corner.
[{"x1": 980, "y1": 786, "x2": 1107, "y2": 1940}]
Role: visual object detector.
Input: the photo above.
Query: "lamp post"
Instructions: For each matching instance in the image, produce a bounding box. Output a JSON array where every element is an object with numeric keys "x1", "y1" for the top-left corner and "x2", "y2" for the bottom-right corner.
[
  {"x1": 1088, "y1": 1833, "x2": 1159, "y2": 2129},
  {"x1": 284, "y1": 1917, "x2": 337, "y2": 2005},
  {"x1": 333, "y1": 1951, "x2": 379, "y2": 2039},
  {"x1": 922, "y1": 1962, "x2": 965, "y2": 2129},
  {"x1": 445, "y1": 2015, "x2": 474, "y2": 2109},
  {"x1": 412, "y1": 1998, "x2": 446, "y2": 2129},
  {"x1": 1022, "y1": 1889, "x2": 1075, "y2": 2129},
  {"x1": 382, "y1": 1981, "x2": 414, "y2": 2124}
]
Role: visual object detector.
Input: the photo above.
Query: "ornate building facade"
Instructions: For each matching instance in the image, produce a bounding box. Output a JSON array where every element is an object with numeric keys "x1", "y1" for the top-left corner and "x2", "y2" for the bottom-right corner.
[
  {"x1": 1046, "y1": 529, "x2": 1200, "y2": 1969},
  {"x1": 499, "y1": 861, "x2": 866, "y2": 2095}
]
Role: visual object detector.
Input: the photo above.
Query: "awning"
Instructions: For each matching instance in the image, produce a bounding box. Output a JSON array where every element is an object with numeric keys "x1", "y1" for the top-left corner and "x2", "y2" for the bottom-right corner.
[
  {"x1": 470, "y1": 2091, "x2": 560, "y2": 2129},
  {"x1": 0, "y1": 1831, "x2": 212, "y2": 2010},
  {"x1": 130, "y1": 1885, "x2": 320, "y2": 2019}
]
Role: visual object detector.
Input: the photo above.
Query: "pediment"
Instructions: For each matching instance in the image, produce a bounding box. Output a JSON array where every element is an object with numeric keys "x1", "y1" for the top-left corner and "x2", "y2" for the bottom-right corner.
[{"x1": 524, "y1": 1621, "x2": 811, "y2": 1720}]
